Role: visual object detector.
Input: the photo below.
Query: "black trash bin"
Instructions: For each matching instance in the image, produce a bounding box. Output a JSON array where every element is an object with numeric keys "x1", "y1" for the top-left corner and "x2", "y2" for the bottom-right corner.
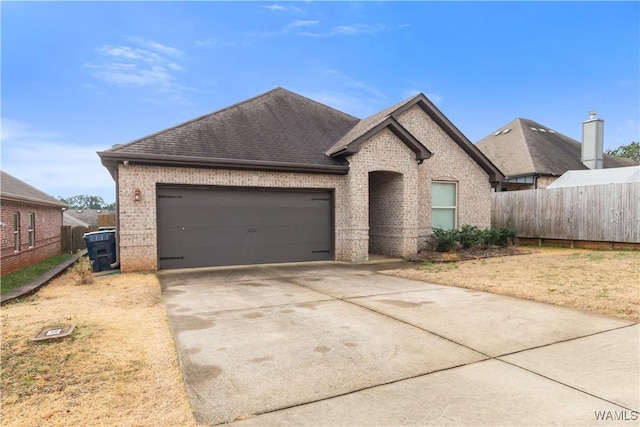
[{"x1": 83, "y1": 230, "x2": 116, "y2": 272}]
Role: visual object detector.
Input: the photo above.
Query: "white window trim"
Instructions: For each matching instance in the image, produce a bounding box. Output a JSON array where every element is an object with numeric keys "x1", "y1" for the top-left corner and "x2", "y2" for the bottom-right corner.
[
  {"x1": 431, "y1": 181, "x2": 458, "y2": 230},
  {"x1": 13, "y1": 212, "x2": 20, "y2": 252},
  {"x1": 28, "y1": 213, "x2": 35, "y2": 248}
]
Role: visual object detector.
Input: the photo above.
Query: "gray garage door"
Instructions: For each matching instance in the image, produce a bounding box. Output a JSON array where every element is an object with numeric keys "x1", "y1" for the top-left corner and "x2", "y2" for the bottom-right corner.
[{"x1": 157, "y1": 186, "x2": 333, "y2": 269}]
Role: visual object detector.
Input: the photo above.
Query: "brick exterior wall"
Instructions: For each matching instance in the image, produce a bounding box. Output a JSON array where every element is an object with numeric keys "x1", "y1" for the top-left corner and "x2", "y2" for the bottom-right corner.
[
  {"x1": 536, "y1": 176, "x2": 558, "y2": 189},
  {"x1": 116, "y1": 166, "x2": 348, "y2": 271},
  {"x1": 345, "y1": 127, "x2": 420, "y2": 260},
  {"x1": 115, "y1": 106, "x2": 493, "y2": 271},
  {"x1": 0, "y1": 200, "x2": 63, "y2": 275},
  {"x1": 395, "y1": 105, "x2": 492, "y2": 249},
  {"x1": 369, "y1": 171, "x2": 404, "y2": 256}
]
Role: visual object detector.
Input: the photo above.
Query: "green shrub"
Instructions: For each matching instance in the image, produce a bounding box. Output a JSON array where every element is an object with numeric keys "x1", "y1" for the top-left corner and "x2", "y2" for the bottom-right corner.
[
  {"x1": 496, "y1": 226, "x2": 517, "y2": 247},
  {"x1": 430, "y1": 225, "x2": 517, "y2": 252},
  {"x1": 458, "y1": 225, "x2": 483, "y2": 249},
  {"x1": 432, "y1": 228, "x2": 459, "y2": 252}
]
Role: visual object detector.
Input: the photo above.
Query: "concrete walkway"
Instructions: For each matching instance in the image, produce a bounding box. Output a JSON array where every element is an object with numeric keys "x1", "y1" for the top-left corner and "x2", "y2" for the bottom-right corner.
[
  {"x1": 1, "y1": 249, "x2": 88, "y2": 304},
  {"x1": 159, "y1": 261, "x2": 639, "y2": 426}
]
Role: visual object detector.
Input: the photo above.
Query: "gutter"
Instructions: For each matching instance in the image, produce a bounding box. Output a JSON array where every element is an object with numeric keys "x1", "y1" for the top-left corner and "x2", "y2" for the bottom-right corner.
[
  {"x1": 98, "y1": 152, "x2": 350, "y2": 176},
  {"x1": 110, "y1": 166, "x2": 120, "y2": 270}
]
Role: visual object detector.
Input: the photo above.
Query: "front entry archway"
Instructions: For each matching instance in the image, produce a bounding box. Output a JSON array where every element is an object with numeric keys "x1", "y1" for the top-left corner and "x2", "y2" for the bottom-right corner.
[{"x1": 368, "y1": 171, "x2": 405, "y2": 256}]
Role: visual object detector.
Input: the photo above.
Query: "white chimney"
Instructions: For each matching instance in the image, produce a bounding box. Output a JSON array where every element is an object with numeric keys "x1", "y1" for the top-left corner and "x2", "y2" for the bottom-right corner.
[{"x1": 582, "y1": 110, "x2": 604, "y2": 170}]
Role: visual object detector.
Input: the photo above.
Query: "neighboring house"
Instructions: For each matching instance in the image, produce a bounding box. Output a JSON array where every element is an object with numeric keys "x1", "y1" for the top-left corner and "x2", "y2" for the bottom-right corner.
[
  {"x1": 0, "y1": 171, "x2": 67, "y2": 275},
  {"x1": 62, "y1": 212, "x2": 91, "y2": 228},
  {"x1": 98, "y1": 87, "x2": 503, "y2": 272},
  {"x1": 546, "y1": 165, "x2": 640, "y2": 189},
  {"x1": 63, "y1": 209, "x2": 115, "y2": 227},
  {"x1": 476, "y1": 115, "x2": 637, "y2": 191}
]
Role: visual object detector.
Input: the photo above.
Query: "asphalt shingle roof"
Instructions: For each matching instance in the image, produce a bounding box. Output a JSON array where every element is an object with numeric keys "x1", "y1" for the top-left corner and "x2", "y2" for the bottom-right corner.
[
  {"x1": 476, "y1": 118, "x2": 637, "y2": 178},
  {"x1": 0, "y1": 171, "x2": 67, "y2": 207},
  {"x1": 101, "y1": 87, "x2": 359, "y2": 169},
  {"x1": 98, "y1": 87, "x2": 502, "y2": 182}
]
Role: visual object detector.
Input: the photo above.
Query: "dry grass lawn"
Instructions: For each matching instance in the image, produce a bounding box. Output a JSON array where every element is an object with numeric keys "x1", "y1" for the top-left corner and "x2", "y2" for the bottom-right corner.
[
  {"x1": 1, "y1": 247, "x2": 638, "y2": 426},
  {"x1": 383, "y1": 247, "x2": 640, "y2": 322},
  {"x1": 1, "y1": 270, "x2": 196, "y2": 427}
]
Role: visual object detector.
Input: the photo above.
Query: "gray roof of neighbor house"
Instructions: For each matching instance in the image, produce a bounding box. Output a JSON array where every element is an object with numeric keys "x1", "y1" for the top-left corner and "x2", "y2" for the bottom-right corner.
[
  {"x1": 99, "y1": 87, "x2": 503, "y2": 182},
  {"x1": 63, "y1": 209, "x2": 115, "y2": 227},
  {"x1": 63, "y1": 212, "x2": 91, "y2": 228},
  {"x1": 0, "y1": 171, "x2": 67, "y2": 208},
  {"x1": 476, "y1": 118, "x2": 638, "y2": 178}
]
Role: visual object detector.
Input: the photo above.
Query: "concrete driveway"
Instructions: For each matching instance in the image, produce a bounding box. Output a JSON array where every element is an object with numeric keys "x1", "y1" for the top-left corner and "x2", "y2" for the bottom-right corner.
[{"x1": 159, "y1": 261, "x2": 639, "y2": 426}]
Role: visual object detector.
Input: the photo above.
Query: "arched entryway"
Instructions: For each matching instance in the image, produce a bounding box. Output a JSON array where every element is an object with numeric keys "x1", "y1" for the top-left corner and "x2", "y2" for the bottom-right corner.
[{"x1": 368, "y1": 171, "x2": 404, "y2": 256}]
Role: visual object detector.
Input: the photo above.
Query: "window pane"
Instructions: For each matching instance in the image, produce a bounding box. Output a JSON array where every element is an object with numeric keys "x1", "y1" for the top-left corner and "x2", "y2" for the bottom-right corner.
[
  {"x1": 432, "y1": 208, "x2": 455, "y2": 230},
  {"x1": 431, "y1": 182, "x2": 456, "y2": 206}
]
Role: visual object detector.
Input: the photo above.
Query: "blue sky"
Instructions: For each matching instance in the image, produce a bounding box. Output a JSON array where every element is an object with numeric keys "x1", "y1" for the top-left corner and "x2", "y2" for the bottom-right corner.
[{"x1": 1, "y1": 1, "x2": 638, "y2": 204}]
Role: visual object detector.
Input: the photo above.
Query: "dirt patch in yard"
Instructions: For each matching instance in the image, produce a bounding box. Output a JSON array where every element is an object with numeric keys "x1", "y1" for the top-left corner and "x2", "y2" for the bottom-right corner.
[
  {"x1": 1, "y1": 270, "x2": 196, "y2": 427},
  {"x1": 384, "y1": 247, "x2": 639, "y2": 322}
]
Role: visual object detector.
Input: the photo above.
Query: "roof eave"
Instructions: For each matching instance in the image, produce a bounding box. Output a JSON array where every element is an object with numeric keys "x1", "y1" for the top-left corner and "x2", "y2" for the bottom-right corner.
[
  {"x1": 327, "y1": 117, "x2": 432, "y2": 162},
  {"x1": 0, "y1": 193, "x2": 67, "y2": 208},
  {"x1": 98, "y1": 152, "x2": 350, "y2": 175}
]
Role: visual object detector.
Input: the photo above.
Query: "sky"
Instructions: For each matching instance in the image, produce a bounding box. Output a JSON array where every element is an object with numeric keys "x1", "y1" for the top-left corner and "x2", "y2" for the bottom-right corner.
[{"x1": 1, "y1": 1, "x2": 638, "y2": 204}]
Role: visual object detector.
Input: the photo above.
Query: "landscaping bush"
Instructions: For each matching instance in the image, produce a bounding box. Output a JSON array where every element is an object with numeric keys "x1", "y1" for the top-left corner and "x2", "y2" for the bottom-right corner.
[
  {"x1": 431, "y1": 225, "x2": 517, "y2": 252},
  {"x1": 458, "y1": 225, "x2": 483, "y2": 249},
  {"x1": 432, "y1": 228, "x2": 459, "y2": 252}
]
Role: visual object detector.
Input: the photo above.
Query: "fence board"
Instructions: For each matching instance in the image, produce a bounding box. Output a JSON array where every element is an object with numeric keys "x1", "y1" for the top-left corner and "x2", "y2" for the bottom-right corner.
[{"x1": 492, "y1": 182, "x2": 640, "y2": 243}]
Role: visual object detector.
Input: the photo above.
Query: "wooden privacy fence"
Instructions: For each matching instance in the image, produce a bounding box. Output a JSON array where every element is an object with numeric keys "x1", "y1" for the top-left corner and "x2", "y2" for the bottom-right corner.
[
  {"x1": 492, "y1": 182, "x2": 640, "y2": 244},
  {"x1": 61, "y1": 226, "x2": 98, "y2": 253}
]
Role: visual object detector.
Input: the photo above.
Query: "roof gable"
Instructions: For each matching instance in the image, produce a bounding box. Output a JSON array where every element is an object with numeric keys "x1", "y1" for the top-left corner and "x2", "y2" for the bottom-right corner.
[
  {"x1": 476, "y1": 118, "x2": 637, "y2": 177},
  {"x1": 0, "y1": 171, "x2": 67, "y2": 208},
  {"x1": 326, "y1": 93, "x2": 504, "y2": 181}
]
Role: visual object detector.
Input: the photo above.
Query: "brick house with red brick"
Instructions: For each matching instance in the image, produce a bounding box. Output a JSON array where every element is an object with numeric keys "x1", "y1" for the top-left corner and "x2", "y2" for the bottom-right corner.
[
  {"x1": 1, "y1": 171, "x2": 67, "y2": 275},
  {"x1": 99, "y1": 88, "x2": 504, "y2": 272}
]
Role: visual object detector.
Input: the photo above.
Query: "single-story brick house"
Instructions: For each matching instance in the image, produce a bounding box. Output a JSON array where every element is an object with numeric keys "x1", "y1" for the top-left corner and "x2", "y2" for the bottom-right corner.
[
  {"x1": 0, "y1": 171, "x2": 67, "y2": 275},
  {"x1": 98, "y1": 88, "x2": 503, "y2": 272}
]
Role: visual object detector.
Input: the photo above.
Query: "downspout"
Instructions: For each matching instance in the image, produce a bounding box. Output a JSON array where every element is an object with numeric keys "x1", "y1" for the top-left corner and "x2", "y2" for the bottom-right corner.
[{"x1": 110, "y1": 164, "x2": 120, "y2": 269}]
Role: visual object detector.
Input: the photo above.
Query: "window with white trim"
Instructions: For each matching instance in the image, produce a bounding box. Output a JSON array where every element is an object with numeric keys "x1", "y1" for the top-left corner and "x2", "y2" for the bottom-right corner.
[
  {"x1": 13, "y1": 213, "x2": 20, "y2": 251},
  {"x1": 28, "y1": 213, "x2": 36, "y2": 247},
  {"x1": 431, "y1": 182, "x2": 457, "y2": 230}
]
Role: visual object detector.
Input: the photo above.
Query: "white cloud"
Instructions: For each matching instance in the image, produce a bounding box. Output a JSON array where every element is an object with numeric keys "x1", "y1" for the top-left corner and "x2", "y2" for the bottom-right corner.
[
  {"x1": 331, "y1": 23, "x2": 387, "y2": 36},
  {"x1": 86, "y1": 38, "x2": 189, "y2": 100},
  {"x1": 144, "y1": 40, "x2": 184, "y2": 57},
  {"x1": 289, "y1": 20, "x2": 319, "y2": 27},
  {"x1": 262, "y1": 4, "x2": 285, "y2": 11},
  {"x1": 1, "y1": 119, "x2": 116, "y2": 202},
  {"x1": 261, "y1": 4, "x2": 302, "y2": 13},
  {"x1": 333, "y1": 25, "x2": 357, "y2": 35}
]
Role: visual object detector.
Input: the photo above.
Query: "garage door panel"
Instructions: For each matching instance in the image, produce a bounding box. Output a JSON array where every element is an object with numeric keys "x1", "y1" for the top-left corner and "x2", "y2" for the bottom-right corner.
[{"x1": 157, "y1": 187, "x2": 333, "y2": 269}]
